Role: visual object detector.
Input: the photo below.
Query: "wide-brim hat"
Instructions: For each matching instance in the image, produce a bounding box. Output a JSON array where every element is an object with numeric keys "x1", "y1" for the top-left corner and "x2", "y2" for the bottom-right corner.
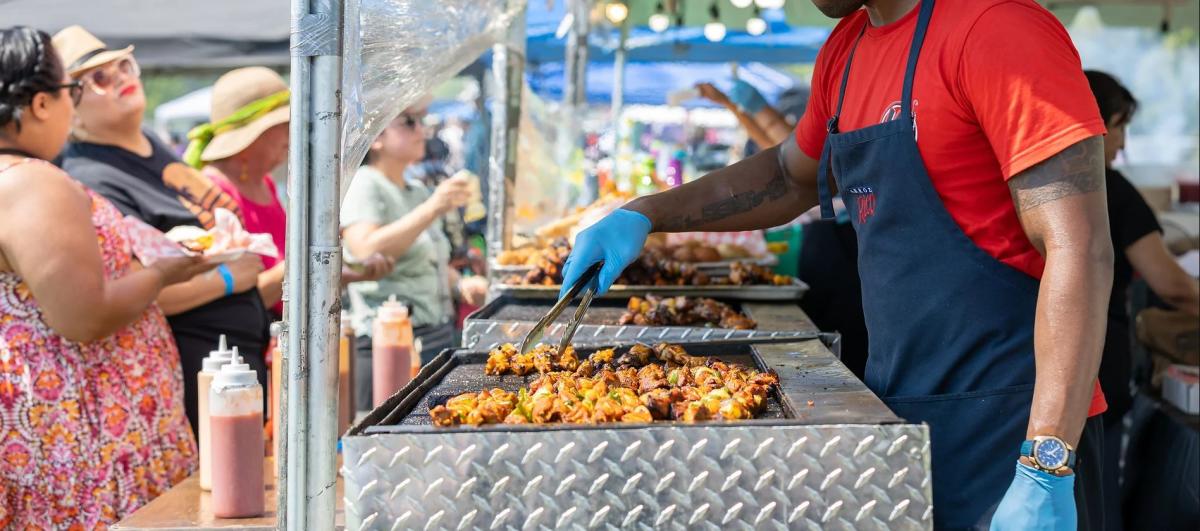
[
  {"x1": 52, "y1": 25, "x2": 134, "y2": 76},
  {"x1": 201, "y1": 66, "x2": 291, "y2": 162}
]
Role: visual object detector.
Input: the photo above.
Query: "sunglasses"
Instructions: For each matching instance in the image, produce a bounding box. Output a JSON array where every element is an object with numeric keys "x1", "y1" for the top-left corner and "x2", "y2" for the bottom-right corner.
[
  {"x1": 50, "y1": 81, "x2": 84, "y2": 105},
  {"x1": 78, "y1": 56, "x2": 141, "y2": 95}
]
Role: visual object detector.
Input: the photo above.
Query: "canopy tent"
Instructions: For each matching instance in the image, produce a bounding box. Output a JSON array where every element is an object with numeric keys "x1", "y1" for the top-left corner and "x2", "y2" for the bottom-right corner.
[
  {"x1": 0, "y1": 0, "x2": 290, "y2": 70},
  {"x1": 527, "y1": 61, "x2": 796, "y2": 105},
  {"x1": 2, "y1": 1, "x2": 1193, "y2": 71},
  {"x1": 524, "y1": 2, "x2": 829, "y2": 64}
]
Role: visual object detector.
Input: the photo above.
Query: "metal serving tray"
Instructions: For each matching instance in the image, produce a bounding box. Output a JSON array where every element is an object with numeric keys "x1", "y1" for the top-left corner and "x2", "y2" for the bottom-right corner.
[
  {"x1": 343, "y1": 340, "x2": 934, "y2": 530},
  {"x1": 491, "y1": 255, "x2": 779, "y2": 276},
  {"x1": 493, "y1": 279, "x2": 809, "y2": 302},
  {"x1": 462, "y1": 297, "x2": 823, "y2": 351}
]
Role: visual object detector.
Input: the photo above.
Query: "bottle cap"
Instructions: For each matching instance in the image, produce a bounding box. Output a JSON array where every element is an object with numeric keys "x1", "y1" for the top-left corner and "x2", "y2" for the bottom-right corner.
[
  {"x1": 203, "y1": 334, "x2": 236, "y2": 372},
  {"x1": 213, "y1": 346, "x2": 258, "y2": 388},
  {"x1": 378, "y1": 295, "x2": 409, "y2": 320}
]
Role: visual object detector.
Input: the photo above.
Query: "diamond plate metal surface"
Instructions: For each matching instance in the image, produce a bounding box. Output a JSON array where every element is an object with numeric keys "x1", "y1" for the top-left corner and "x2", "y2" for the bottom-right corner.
[{"x1": 344, "y1": 424, "x2": 932, "y2": 530}]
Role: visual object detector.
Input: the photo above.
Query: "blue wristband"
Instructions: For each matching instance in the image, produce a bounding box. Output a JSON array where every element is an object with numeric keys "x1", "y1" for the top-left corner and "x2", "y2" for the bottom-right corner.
[{"x1": 217, "y1": 264, "x2": 235, "y2": 296}]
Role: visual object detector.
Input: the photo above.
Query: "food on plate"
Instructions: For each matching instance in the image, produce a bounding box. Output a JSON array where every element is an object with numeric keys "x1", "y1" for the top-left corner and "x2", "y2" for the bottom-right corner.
[
  {"x1": 162, "y1": 209, "x2": 279, "y2": 259},
  {"x1": 619, "y1": 295, "x2": 757, "y2": 330},
  {"x1": 429, "y1": 342, "x2": 778, "y2": 427},
  {"x1": 165, "y1": 225, "x2": 215, "y2": 253}
]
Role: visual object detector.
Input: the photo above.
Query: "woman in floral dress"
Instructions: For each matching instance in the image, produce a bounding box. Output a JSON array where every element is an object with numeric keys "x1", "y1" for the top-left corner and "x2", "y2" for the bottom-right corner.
[{"x1": 0, "y1": 27, "x2": 211, "y2": 528}]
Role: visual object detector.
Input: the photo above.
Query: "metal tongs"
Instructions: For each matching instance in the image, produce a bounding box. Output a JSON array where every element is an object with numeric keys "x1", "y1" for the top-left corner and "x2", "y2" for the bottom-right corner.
[{"x1": 519, "y1": 262, "x2": 604, "y2": 355}]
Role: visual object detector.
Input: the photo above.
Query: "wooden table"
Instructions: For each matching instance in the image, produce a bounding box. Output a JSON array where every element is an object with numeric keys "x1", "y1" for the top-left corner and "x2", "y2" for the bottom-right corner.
[{"x1": 113, "y1": 458, "x2": 344, "y2": 530}]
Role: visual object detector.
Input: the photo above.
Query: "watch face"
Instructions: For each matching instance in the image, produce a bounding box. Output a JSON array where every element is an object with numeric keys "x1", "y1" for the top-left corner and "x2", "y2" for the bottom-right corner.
[{"x1": 1034, "y1": 438, "x2": 1068, "y2": 469}]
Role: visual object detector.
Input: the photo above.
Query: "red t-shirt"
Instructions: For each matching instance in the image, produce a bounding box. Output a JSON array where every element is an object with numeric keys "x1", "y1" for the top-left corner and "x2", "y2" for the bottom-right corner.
[{"x1": 795, "y1": 0, "x2": 1108, "y2": 416}]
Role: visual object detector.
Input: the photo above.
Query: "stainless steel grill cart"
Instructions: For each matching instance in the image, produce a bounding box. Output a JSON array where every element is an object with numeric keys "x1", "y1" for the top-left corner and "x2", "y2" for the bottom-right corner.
[{"x1": 343, "y1": 339, "x2": 933, "y2": 530}]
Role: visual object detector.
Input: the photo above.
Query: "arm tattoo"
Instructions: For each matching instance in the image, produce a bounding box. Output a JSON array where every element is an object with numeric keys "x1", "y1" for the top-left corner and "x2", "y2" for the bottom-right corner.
[
  {"x1": 658, "y1": 168, "x2": 790, "y2": 231},
  {"x1": 1009, "y1": 136, "x2": 1104, "y2": 212}
]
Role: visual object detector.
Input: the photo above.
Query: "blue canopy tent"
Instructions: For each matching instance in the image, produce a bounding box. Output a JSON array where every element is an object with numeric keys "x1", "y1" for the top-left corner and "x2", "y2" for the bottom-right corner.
[
  {"x1": 524, "y1": 5, "x2": 829, "y2": 65},
  {"x1": 527, "y1": 61, "x2": 796, "y2": 107}
]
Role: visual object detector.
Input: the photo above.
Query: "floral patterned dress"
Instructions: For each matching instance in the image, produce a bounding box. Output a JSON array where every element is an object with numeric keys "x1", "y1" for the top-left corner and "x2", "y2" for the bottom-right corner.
[{"x1": 0, "y1": 159, "x2": 197, "y2": 529}]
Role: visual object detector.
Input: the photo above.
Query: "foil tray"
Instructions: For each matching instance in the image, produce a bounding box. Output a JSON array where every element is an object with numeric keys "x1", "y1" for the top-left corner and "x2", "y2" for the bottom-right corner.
[
  {"x1": 493, "y1": 279, "x2": 809, "y2": 302},
  {"x1": 491, "y1": 254, "x2": 779, "y2": 276},
  {"x1": 344, "y1": 340, "x2": 934, "y2": 530},
  {"x1": 462, "y1": 297, "x2": 823, "y2": 351}
]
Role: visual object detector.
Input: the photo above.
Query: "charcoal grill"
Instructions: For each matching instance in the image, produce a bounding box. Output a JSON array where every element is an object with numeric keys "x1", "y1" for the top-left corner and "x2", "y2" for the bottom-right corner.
[
  {"x1": 343, "y1": 340, "x2": 933, "y2": 530},
  {"x1": 463, "y1": 296, "x2": 826, "y2": 351}
]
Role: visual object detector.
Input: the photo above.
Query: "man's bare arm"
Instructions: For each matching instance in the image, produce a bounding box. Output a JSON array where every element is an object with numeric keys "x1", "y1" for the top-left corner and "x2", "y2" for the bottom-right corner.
[
  {"x1": 625, "y1": 133, "x2": 822, "y2": 232},
  {"x1": 1009, "y1": 135, "x2": 1113, "y2": 448}
]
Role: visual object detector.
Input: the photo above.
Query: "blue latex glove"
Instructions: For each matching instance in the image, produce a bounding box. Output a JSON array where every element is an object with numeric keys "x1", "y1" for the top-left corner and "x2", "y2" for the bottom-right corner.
[
  {"x1": 990, "y1": 463, "x2": 1077, "y2": 531},
  {"x1": 728, "y1": 79, "x2": 768, "y2": 115},
  {"x1": 559, "y1": 209, "x2": 652, "y2": 298}
]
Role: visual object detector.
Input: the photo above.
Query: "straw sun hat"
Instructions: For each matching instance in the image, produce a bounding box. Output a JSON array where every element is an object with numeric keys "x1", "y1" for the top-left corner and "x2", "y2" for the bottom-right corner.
[
  {"x1": 51, "y1": 25, "x2": 135, "y2": 76},
  {"x1": 196, "y1": 67, "x2": 291, "y2": 163}
]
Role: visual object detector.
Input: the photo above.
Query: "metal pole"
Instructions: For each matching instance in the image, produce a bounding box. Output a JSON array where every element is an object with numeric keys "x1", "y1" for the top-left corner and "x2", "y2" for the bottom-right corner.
[
  {"x1": 486, "y1": 0, "x2": 527, "y2": 269},
  {"x1": 610, "y1": 19, "x2": 629, "y2": 183},
  {"x1": 283, "y1": 0, "x2": 344, "y2": 529},
  {"x1": 562, "y1": 0, "x2": 590, "y2": 109}
]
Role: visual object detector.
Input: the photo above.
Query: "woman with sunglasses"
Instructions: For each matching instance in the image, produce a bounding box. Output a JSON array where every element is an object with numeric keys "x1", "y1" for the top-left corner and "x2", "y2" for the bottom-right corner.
[
  {"x1": 54, "y1": 25, "x2": 270, "y2": 436},
  {"x1": 341, "y1": 98, "x2": 488, "y2": 412},
  {"x1": 0, "y1": 26, "x2": 209, "y2": 528}
]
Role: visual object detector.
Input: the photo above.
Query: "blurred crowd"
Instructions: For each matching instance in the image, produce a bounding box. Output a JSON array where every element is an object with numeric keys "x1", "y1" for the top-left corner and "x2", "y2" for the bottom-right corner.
[{"x1": 0, "y1": 25, "x2": 487, "y2": 528}]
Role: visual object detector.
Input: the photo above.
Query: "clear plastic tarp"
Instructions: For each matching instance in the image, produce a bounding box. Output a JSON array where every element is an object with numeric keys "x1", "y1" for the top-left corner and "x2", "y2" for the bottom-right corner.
[{"x1": 340, "y1": 0, "x2": 526, "y2": 197}]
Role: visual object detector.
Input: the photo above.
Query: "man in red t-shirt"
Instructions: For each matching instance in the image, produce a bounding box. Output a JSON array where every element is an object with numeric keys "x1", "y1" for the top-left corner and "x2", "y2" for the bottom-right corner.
[{"x1": 560, "y1": 0, "x2": 1112, "y2": 528}]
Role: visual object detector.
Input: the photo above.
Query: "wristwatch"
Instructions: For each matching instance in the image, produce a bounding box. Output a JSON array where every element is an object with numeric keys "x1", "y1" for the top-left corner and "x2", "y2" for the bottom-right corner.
[{"x1": 1020, "y1": 435, "x2": 1076, "y2": 473}]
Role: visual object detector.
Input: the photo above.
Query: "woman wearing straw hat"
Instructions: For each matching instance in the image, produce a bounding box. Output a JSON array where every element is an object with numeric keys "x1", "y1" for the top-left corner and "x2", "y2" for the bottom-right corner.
[
  {"x1": 185, "y1": 66, "x2": 394, "y2": 319},
  {"x1": 55, "y1": 25, "x2": 270, "y2": 435},
  {"x1": 0, "y1": 26, "x2": 205, "y2": 528}
]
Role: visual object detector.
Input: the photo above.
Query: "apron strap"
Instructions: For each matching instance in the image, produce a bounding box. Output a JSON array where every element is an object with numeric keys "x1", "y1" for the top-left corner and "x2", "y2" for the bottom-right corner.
[
  {"x1": 816, "y1": 140, "x2": 836, "y2": 219},
  {"x1": 901, "y1": 0, "x2": 936, "y2": 120},
  {"x1": 816, "y1": 22, "x2": 868, "y2": 220},
  {"x1": 828, "y1": 22, "x2": 869, "y2": 134}
]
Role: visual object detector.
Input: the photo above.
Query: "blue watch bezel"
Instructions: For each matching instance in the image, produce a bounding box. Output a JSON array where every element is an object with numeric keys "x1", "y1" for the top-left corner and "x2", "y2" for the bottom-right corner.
[{"x1": 1020, "y1": 436, "x2": 1076, "y2": 471}]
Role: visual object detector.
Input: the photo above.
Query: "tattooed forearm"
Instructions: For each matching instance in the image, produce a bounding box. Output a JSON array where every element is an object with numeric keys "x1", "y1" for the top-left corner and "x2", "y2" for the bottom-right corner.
[
  {"x1": 657, "y1": 170, "x2": 789, "y2": 231},
  {"x1": 1009, "y1": 136, "x2": 1104, "y2": 212}
]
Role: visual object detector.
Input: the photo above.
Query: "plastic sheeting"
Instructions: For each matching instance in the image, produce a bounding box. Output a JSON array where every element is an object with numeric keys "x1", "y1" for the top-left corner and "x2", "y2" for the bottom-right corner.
[{"x1": 339, "y1": 0, "x2": 526, "y2": 196}]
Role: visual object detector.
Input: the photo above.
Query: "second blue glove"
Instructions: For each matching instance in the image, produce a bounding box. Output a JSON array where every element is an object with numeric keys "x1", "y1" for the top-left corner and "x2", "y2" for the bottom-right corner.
[
  {"x1": 728, "y1": 79, "x2": 768, "y2": 115},
  {"x1": 559, "y1": 208, "x2": 652, "y2": 298},
  {"x1": 990, "y1": 462, "x2": 1076, "y2": 531}
]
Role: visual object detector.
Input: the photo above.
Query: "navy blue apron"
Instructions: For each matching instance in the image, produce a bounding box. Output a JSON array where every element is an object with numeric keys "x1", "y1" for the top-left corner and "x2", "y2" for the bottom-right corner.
[{"x1": 815, "y1": 1, "x2": 1039, "y2": 528}]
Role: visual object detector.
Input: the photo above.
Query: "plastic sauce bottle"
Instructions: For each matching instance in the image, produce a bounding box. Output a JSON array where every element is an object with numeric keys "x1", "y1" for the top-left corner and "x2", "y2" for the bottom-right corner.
[
  {"x1": 198, "y1": 334, "x2": 234, "y2": 491},
  {"x1": 268, "y1": 323, "x2": 282, "y2": 470},
  {"x1": 372, "y1": 296, "x2": 414, "y2": 407},
  {"x1": 210, "y1": 347, "x2": 265, "y2": 518},
  {"x1": 338, "y1": 312, "x2": 355, "y2": 435}
]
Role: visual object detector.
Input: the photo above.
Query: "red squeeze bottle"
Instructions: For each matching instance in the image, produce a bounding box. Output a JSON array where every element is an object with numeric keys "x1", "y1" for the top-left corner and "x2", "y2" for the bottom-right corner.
[
  {"x1": 372, "y1": 296, "x2": 414, "y2": 407},
  {"x1": 209, "y1": 347, "x2": 265, "y2": 518}
]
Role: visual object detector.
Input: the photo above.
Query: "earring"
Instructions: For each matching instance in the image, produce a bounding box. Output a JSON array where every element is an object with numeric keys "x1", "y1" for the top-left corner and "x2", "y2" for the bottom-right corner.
[{"x1": 240, "y1": 162, "x2": 251, "y2": 183}]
